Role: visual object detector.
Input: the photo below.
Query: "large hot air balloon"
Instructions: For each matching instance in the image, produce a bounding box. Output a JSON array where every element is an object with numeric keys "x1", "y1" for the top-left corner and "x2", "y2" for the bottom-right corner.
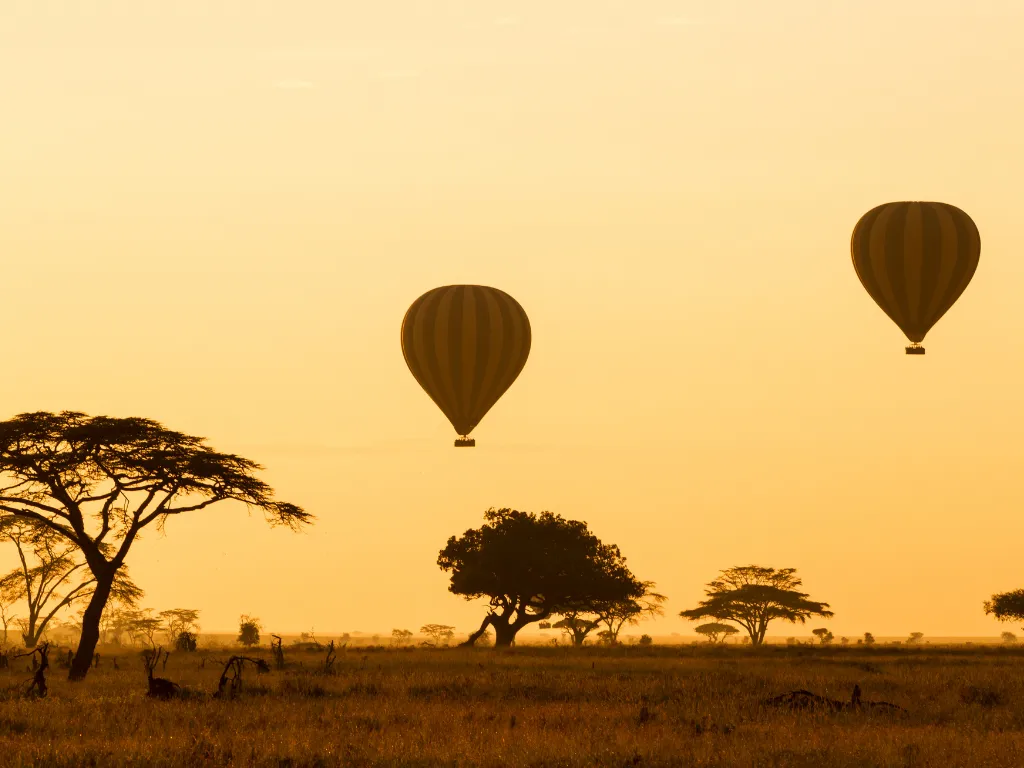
[
  {"x1": 401, "y1": 285, "x2": 531, "y2": 447},
  {"x1": 851, "y1": 201, "x2": 980, "y2": 354}
]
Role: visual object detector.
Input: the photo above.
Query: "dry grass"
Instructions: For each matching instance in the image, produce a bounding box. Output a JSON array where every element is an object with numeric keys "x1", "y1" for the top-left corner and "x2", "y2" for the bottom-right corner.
[{"x1": 1, "y1": 644, "x2": 1024, "y2": 766}]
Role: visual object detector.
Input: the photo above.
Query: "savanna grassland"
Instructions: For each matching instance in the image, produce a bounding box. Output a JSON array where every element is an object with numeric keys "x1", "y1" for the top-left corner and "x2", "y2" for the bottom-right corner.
[{"x1": 2, "y1": 644, "x2": 1024, "y2": 767}]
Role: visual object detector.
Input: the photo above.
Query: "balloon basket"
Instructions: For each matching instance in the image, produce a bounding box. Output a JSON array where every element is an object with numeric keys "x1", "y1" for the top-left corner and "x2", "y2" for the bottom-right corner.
[
  {"x1": 905, "y1": 345, "x2": 925, "y2": 355},
  {"x1": 454, "y1": 437, "x2": 476, "y2": 448}
]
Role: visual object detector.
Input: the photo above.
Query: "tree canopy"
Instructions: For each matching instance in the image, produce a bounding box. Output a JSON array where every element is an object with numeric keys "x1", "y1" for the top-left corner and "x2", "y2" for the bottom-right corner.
[
  {"x1": 553, "y1": 612, "x2": 602, "y2": 647},
  {"x1": 0, "y1": 411, "x2": 310, "y2": 679},
  {"x1": 985, "y1": 590, "x2": 1024, "y2": 625},
  {"x1": 679, "y1": 566, "x2": 833, "y2": 646},
  {"x1": 438, "y1": 508, "x2": 644, "y2": 647},
  {"x1": 694, "y1": 622, "x2": 739, "y2": 644},
  {"x1": 419, "y1": 624, "x2": 455, "y2": 647},
  {"x1": 160, "y1": 609, "x2": 201, "y2": 645}
]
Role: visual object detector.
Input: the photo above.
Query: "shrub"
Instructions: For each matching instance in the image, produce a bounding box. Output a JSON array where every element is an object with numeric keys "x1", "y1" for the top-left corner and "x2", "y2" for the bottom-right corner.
[{"x1": 238, "y1": 615, "x2": 262, "y2": 648}]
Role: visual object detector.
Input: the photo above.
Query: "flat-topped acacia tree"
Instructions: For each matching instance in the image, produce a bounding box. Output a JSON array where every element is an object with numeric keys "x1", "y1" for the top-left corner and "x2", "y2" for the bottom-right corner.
[{"x1": 0, "y1": 411, "x2": 312, "y2": 680}]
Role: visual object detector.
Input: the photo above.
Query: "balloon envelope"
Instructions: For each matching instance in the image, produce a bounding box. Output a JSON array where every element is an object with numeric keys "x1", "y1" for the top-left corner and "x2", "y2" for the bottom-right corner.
[
  {"x1": 401, "y1": 285, "x2": 531, "y2": 439},
  {"x1": 851, "y1": 201, "x2": 980, "y2": 345}
]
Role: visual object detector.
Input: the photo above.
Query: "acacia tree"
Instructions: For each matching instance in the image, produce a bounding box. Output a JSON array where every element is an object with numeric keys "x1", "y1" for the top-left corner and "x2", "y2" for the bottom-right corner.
[
  {"x1": 985, "y1": 590, "x2": 1024, "y2": 630},
  {"x1": 0, "y1": 411, "x2": 311, "y2": 680},
  {"x1": 159, "y1": 609, "x2": 201, "y2": 647},
  {"x1": 120, "y1": 608, "x2": 163, "y2": 647},
  {"x1": 552, "y1": 612, "x2": 602, "y2": 647},
  {"x1": 596, "y1": 581, "x2": 667, "y2": 644},
  {"x1": 1, "y1": 519, "x2": 141, "y2": 647},
  {"x1": 438, "y1": 508, "x2": 644, "y2": 648},
  {"x1": 812, "y1": 628, "x2": 834, "y2": 645},
  {"x1": 391, "y1": 628, "x2": 413, "y2": 646},
  {"x1": 679, "y1": 566, "x2": 833, "y2": 646},
  {"x1": 694, "y1": 622, "x2": 738, "y2": 644},
  {"x1": 419, "y1": 624, "x2": 455, "y2": 647}
]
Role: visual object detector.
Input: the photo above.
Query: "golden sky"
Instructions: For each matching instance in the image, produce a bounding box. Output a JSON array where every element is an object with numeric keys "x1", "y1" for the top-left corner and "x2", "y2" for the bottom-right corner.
[{"x1": 2, "y1": 1, "x2": 1024, "y2": 638}]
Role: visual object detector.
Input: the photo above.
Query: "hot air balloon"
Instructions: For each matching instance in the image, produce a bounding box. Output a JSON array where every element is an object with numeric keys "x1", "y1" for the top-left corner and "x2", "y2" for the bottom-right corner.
[
  {"x1": 401, "y1": 285, "x2": 531, "y2": 447},
  {"x1": 851, "y1": 201, "x2": 980, "y2": 354}
]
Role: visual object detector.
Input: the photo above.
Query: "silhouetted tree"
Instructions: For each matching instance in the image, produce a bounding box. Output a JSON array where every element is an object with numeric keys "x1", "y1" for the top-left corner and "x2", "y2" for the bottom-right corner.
[
  {"x1": 694, "y1": 622, "x2": 738, "y2": 644},
  {"x1": 159, "y1": 609, "x2": 200, "y2": 648},
  {"x1": 391, "y1": 628, "x2": 413, "y2": 646},
  {"x1": 115, "y1": 608, "x2": 162, "y2": 647},
  {"x1": 1001, "y1": 631, "x2": 1017, "y2": 644},
  {"x1": 552, "y1": 612, "x2": 602, "y2": 647},
  {"x1": 237, "y1": 615, "x2": 262, "y2": 647},
  {"x1": 596, "y1": 581, "x2": 666, "y2": 644},
  {"x1": 1, "y1": 519, "x2": 142, "y2": 648},
  {"x1": 812, "y1": 628, "x2": 834, "y2": 645},
  {"x1": 438, "y1": 508, "x2": 644, "y2": 648},
  {"x1": 679, "y1": 566, "x2": 833, "y2": 646},
  {"x1": 0, "y1": 411, "x2": 311, "y2": 680},
  {"x1": 907, "y1": 632, "x2": 924, "y2": 645},
  {"x1": 863, "y1": 632, "x2": 875, "y2": 645},
  {"x1": 419, "y1": 624, "x2": 455, "y2": 647},
  {"x1": 985, "y1": 590, "x2": 1024, "y2": 630}
]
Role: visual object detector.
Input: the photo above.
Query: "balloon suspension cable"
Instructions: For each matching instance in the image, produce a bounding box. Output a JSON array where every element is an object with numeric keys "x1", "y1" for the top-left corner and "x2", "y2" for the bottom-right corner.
[
  {"x1": 905, "y1": 344, "x2": 925, "y2": 355},
  {"x1": 454, "y1": 436, "x2": 476, "y2": 448}
]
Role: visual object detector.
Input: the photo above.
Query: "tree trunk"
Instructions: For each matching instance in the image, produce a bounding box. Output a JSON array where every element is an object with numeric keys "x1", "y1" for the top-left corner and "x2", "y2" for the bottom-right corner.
[
  {"x1": 69, "y1": 574, "x2": 113, "y2": 681},
  {"x1": 493, "y1": 621, "x2": 517, "y2": 648},
  {"x1": 460, "y1": 614, "x2": 495, "y2": 647}
]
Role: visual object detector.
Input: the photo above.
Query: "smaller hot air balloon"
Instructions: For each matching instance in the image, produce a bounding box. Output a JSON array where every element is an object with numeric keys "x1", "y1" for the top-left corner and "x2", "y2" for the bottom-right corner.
[
  {"x1": 851, "y1": 201, "x2": 980, "y2": 354},
  {"x1": 401, "y1": 285, "x2": 531, "y2": 447}
]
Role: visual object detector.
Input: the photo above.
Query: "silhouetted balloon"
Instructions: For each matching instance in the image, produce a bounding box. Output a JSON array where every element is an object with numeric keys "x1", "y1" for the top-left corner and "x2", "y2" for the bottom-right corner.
[
  {"x1": 851, "y1": 201, "x2": 980, "y2": 354},
  {"x1": 401, "y1": 286, "x2": 531, "y2": 446}
]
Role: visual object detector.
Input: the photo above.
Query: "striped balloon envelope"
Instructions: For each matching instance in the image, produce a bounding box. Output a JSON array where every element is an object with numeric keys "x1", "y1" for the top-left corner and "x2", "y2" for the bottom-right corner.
[
  {"x1": 401, "y1": 286, "x2": 531, "y2": 447},
  {"x1": 851, "y1": 202, "x2": 981, "y2": 354}
]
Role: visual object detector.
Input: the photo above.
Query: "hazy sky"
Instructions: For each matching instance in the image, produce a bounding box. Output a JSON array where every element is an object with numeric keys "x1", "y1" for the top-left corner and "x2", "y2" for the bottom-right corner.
[{"x1": 3, "y1": 1, "x2": 1024, "y2": 638}]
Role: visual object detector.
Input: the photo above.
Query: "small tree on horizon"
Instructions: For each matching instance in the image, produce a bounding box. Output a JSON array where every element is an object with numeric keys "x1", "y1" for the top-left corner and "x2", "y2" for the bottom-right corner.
[
  {"x1": 679, "y1": 566, "x2": 833, "y2": 646},
  {"x1": 419, "y1": 624, "x2": 455, "y2": 647},
  {"x1": 864, "y1": 632, "x2": 875, "y2": 645},
  {"x1": 907, "y1": 632, "x2": 924, "y2": 645},
  {"x1": 553, "y1": 612, "x2": 603, "y2": 647},
  {"x1": 694, "y1": 623, "x2": 739, "y2": 644},
  {"x1": 391, "y1": 628, "x2": 413, "y2": 647},
  {"x1": 812, "y1": 628, "x2": 834, "y2": 646},
  {"x1": 238, "y1": 615, "x2": 262, "y2": 647},
  {"x1": 0, "y1": 411, "x2": 310, "y2": 680},
  {"x1": 1001, "y1": 631, "x2": 1017, "y2": 644},
  {"x1": 596, "y1": 581, "x2": 667, "y2": 644},
  {"x1": 159, "y1": 609, "x2": 201, "y2": 648}
]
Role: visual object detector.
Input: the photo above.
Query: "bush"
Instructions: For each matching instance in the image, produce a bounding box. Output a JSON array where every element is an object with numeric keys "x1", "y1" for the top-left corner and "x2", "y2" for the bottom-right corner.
[
  {"x1": 639, "y1": 635, "x2": 653, "y2": 646},
  {"x1": 238, "y1": 615, "x2": 262, "y2": 648},
  {"x1": 175, "y1": 631, "x2": 198, "y2": 652}
]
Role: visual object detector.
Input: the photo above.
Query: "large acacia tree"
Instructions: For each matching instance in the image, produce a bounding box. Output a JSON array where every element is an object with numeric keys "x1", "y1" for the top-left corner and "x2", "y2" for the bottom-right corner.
[
  {"x1": 0, "y1": 411, "x2": 311, "y2": 680},
  {"x1": 679, "y1": 566, "x2": 832, "y2": 646},
  {"x1": 438, "y1": 508, "x2": 644, "y2": 648}
]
